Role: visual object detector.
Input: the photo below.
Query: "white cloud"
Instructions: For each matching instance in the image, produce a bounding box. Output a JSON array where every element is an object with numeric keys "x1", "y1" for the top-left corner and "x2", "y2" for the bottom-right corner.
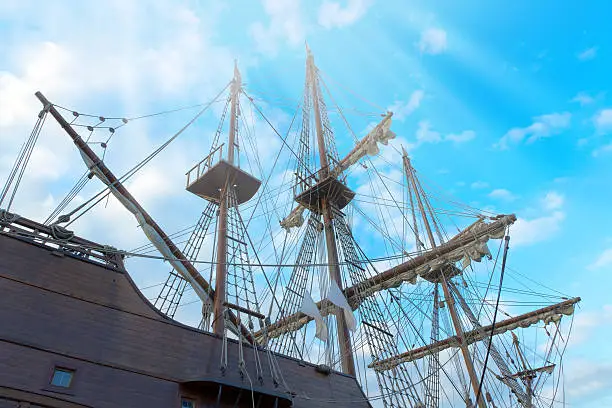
[
  {"x1": 418, "y1": 28, "x2": 447, "y2": 55},
  {"x1": 565, "y1": 359, "x2": 612, "y2": 401},
  {"x1": 471, "y1": 181, "x2": 489, "y2": 189},
  {"x1": 569, "y1": 305, "x2": 612, "y2": 346},
  {"x1": 415, "y1": 120, "x2": 441, "y2": 143},
  {"x1": 593, "y1": 142, "x2": 612, "y2": 157},
  {"x1": 488, "y1": 188, "x2": 516, "y2": 202},
  {"x1": 0, "y1": 1, "x2": 237, "y2": 244},
  {"x1": 408, "y1": 120, "x2": 474, "y2": 149},
  {"x1": 497, "y1": 112, "x2": 571, "y2": 149},
  {"x1": 250, "y1": 0, "x2": 306, "y2": 55},
  {"x1": 542, "y1": 191, "x2": 564, "y2": 211},
  {"x1": 0, "y1": 42, "x2": 74, "y2": 128},
  {"x1": 589, "y1": 248, "x2": 612, "y2": 270},
  {"x1": 494, "y1": 190, "x2": 566, "y2": 247},
  {"x1": 511, "y1": 210, "x2": 565, "y2": 247},
  {"x1": 445, "y1": 130, "x2": 475, "y2": 143},
  {"x1": 577, "y1": 46, "x2": 598, "y2": 61},
  {"x1": 318, "y1": 0, "x2": 372, "y2": 29},
  {"x1": 388, "y1": 90, "x2": 424, "y2": 121},
  {"x1": 593, "y1": 108, "x2": 612, "y2": 133},
  {"x1": 571, "y1": 92, "x2": 595, "y2": 106}
]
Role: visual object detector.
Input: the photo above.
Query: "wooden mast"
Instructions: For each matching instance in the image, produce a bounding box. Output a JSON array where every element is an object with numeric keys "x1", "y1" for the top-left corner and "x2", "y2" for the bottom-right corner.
[
  {"x1": 307, "y1": 46, "x2": 356, "y2": 376},
  {"x1": 403, "y1": 150, "x2": 487, "y2": 408},
  {"x1": 34, "y1": 90, "x2": 256, "y2": 343},
  {"x1": 33, "y1": 92, "x2": 215, "y2": 300},
  {"x1": 212, "y1": 62, "x2": 241, "y2": 335},
  {"x1": 512, "y1": 333, "x2": 533, "y2": 408}
]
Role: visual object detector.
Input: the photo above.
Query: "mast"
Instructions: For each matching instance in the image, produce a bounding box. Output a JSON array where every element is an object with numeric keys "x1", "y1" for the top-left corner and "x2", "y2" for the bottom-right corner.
[
  {"x1": 258, "y1": 214, "x2": 516, "y2": 340},
  {"x1": 403, "y1": 151, "x2": 436, "y2": 249},
  {"x1": 307, "y1": 46, "x2": 356, "y2": 376},
  {"x1": 405, "y1": 149, "x2": 486, "y2": 408},
  {"x1": 213, "y1": 62, "x2": 241, "y2": 335},
  {"x1": 512, "y1": 333, "x2": 532, "y2": 407},
  {"x1": 34, "y1": 91, "x2": 256, "y2": 342},
  {"x1": 440, "y1": 278, "x2": 487, "y2": 408}
]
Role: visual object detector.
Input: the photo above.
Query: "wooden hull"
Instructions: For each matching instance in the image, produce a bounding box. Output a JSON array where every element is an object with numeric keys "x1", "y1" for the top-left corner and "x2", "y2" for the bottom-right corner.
[{"x1": 0, "y1": 217, "x2": 371, "y2": 408}]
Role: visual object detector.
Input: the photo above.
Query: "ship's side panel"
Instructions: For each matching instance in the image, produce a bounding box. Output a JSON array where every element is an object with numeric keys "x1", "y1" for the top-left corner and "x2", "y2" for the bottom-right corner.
[
  {"x1": 0, "y1": 341, "x2": 177, "y2": 408},
  {"x1": 0, "y1": 234, "x2": 161, "y2": 320},
  {"x1": 0, "y1": 230, "x2": 371, "y2": 408}
]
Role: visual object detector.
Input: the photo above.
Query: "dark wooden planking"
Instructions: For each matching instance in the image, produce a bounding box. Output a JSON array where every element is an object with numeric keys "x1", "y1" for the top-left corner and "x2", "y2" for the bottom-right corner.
[
  {"x1": 0, "y1": 221, "x2": 372, "y2": 408},
  {"x1": 0, "y1": 234, "x2": 163, "y2": 320}
]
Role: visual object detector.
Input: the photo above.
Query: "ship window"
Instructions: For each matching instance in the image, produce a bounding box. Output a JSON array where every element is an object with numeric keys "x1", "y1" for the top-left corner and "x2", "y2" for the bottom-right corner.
[
  {"x1": 50, "y1": 367, "x2": 74, "y2": 387},
  {"x1": 181, "y1": 398, "x2": 195, "y2": 408}
]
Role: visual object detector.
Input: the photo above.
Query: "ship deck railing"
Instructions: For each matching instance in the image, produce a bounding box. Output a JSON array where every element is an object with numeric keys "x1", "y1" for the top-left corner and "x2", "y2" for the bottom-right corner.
[
  {"x1": 0, "y1": 215, "x2": 125, "y2": 271},
  {"x1": 186, "y1": 143, "x2": 225, "y2": 188}
]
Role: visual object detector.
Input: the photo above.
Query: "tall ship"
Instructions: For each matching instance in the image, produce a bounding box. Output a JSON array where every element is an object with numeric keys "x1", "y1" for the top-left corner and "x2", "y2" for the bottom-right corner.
[{"x1": 0, "y1": 46, "x2": 579, "y2": 407}]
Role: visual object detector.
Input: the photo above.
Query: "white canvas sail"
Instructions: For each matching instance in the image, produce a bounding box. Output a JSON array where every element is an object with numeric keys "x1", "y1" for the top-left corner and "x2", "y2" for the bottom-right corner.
[
  {"x1": 327, "y1": 280, "x2": 357, "y2": 332},
  {"x1": 300, "y1": 291, "x2": 328, "y2": 341}
]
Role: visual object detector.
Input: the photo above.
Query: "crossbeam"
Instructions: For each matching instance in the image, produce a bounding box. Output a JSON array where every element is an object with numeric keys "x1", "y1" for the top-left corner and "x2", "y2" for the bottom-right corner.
[
  {"x1": 368, "y1": 297, "x2": 580, "y2": 371},
  {"x1": 258, "y1": 214, "x2": 516, "y2": 340}
]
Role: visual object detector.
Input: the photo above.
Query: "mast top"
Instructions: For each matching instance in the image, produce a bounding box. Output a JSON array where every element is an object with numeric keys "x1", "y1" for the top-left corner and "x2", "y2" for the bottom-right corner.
[
  {"x1": 185, "y1": 61, "x2": 261, "y2": 206},
  {"x1": 233, "y1": 59, "x2": 241, "y2": 87},
  {"x1": 306, "y1": 42, "x2": 316, "y2": 68}
]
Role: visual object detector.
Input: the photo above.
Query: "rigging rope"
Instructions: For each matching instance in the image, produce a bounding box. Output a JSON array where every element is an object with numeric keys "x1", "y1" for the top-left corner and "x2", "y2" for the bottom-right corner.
[
  {"x1": 55, "y1": 84, "x2": 230, "y2": 226},
  {"x1": 476, "y1": 235, "x2": 510, "y2": 405},
  {"x1": 0, "y1": 105, "x2": 49, "y2": 211}
]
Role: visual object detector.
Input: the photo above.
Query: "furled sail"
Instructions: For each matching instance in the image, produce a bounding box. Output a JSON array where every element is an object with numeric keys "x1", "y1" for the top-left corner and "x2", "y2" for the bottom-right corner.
[
  {"x1": 258, "y1": 214, "x2": 516, "y2": 340},
  {"x1": 78, "y1": 150, "x2": 212, "y2": 304},
  {"x1": 328, "y1": 112, "x2": 395, "y2": 179},
  {"x1": 368, "y1": 297, "x2": 579, "y2": 371}
]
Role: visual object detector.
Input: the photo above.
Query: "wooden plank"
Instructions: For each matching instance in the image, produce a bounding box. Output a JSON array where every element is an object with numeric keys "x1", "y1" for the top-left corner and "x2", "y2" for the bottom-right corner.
[{"x1": 0, "y1": 232, "x2": 371, "y2": 408}]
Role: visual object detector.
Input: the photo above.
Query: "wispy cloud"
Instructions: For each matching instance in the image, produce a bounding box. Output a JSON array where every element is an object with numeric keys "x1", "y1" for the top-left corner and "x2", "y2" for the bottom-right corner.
[
  {"x1": 577, "y1": 46, "x2": 598, "y2": 61},
  {"x1": 388, "y1": 90, "x2": 424, "y2": 121},
  {"x1": 594, "y1": 109, "x2": 612, "y2": 133},
  {"x1": 568, "y1": 305, "x2": 612, "y2": 346},
  {"x1": 565, "y1": 359, "x2": 612, "y2": 401},
  {"x1": 510, "y1": 191, "x2": 566, "y2": 247},
  {"x1": 592, "y1": 143, "x2": 612, "y2": 157},
  {"x1": 471, "y1": 181, "x2": 489, "y2": 189},
  {"x1": 418, "y1": 28, "x2": 447, "y2": 55},
  {"x1": 415, "y1": 120, "x2": 441, "y2": 143},
  {"x1": 446, "y1": 130, "x2": 475, "y2": 143},
  {"x1": 571, "y1": 92, "x2": 595, "y2": 106},
  {"x1": 591, "y1": 109, "x2": 612, "y2": 156},
  {"x1": 410, "y1": 121, "x2": 475, "y2": 147},
  {"x1": 542, "y1": 191, "x2": 564, "y2": 210},
  {"x1": 589, "y1": 248, "x2": 612, "y2": 270},
  {"x1": 318, "y1": 0, "x2": 372, "y2": 29},
  {"x1": 250, "y1": 0, "x2": 306, "y2": 55},
  {"x1": 512, "y1": 211, "x2": 565, "y2": 247},
  {"x1": 488, "y1": 188, "x2": 516, "y2": 202},
  {"x1": 497, "y1": 112, "x2": 571, "y2": 149}
]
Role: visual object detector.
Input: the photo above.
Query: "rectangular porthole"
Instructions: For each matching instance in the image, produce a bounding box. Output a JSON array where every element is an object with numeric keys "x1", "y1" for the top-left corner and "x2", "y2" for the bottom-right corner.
[
  {"x1": 50, "y1": 367, "x2": 74, "y2": 388},
  {"x1": 181, "y1": 398, "x2": 195, "y2": 408}
]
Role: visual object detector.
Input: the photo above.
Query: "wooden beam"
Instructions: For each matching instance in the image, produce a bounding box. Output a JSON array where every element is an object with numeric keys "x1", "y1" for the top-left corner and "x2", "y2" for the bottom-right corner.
[
  {"x1": 258, "y1": 215, "x2": 516, "y2": 340},
  {"x1": 368, "y1": 297, "x2": 580, "y2": 371},
  {"x1": 35, "y1": 92, "x2": 254, "y2": 344}
]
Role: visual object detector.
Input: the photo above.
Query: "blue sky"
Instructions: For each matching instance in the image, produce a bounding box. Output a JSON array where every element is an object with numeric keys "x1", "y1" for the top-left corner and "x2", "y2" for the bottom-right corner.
[{"x1": 2, "y1": 0, "x2": 612, "y2": 406}]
